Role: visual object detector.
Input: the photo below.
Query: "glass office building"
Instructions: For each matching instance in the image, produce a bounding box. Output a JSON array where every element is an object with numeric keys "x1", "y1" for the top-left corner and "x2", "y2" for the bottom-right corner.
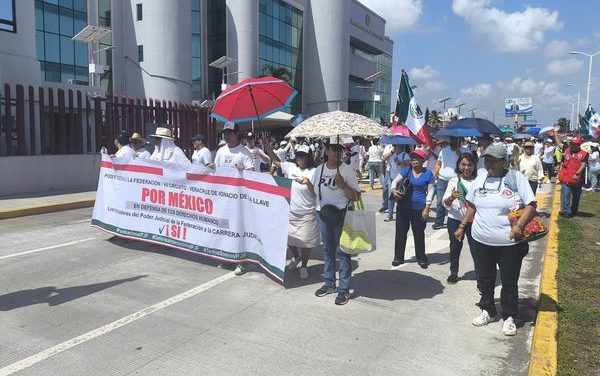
[
  {"x1": 34, "y1": 0, "x2": 88, "y2": 84},
  {"x1": 0, "y1": 0, "x2": 16, "y2": 33},
  {"x1": 258, "y1": 0, "x2": 303, "y2": 114},
  {"x1": 191, "y1": 0, "x2": 201, "y2": 100}
]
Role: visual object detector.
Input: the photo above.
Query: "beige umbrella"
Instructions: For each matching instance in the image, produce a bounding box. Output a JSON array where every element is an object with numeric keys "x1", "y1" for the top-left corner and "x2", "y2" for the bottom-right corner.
[{"x1": 285, "y1": 110, "x2": 388, "y2": 139}]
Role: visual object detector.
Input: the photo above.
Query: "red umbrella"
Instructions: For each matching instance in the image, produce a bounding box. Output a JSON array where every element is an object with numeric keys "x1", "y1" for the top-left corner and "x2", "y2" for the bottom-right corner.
[
  {"x1": 210, "y1": 76, "x2": 297, "y2": 125},
  {"x1": 390, "y1": 123, "x2": 411, "y2": 137}
]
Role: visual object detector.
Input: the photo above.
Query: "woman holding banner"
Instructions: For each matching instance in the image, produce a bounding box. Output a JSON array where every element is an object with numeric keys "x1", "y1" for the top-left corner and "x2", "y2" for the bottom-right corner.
[{"x1": 264, "y1": 138, "x2": 320, "y2": 280}]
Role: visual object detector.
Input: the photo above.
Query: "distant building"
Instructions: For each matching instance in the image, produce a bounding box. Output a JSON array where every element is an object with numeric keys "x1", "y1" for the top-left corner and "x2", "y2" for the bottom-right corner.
[{"x1": 1, "y1": 0, "x2": 393, "y2": 119}]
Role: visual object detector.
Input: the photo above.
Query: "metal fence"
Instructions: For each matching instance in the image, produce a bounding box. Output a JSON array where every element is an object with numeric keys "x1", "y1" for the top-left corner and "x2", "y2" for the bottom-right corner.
[{"x1": 0, "y1": 83, "x2": 216, "y2": 157}]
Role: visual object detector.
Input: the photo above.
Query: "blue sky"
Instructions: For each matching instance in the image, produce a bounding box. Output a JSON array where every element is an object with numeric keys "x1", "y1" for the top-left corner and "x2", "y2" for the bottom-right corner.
[{"x1": 361, "y1": 0, "x2": 600, "y2": 127}]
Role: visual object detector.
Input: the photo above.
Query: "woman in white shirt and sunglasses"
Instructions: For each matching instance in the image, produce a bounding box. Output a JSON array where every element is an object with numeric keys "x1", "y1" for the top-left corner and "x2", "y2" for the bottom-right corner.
[{"x1": 455, "y1": 144, "x2": 537, "y2": 336}]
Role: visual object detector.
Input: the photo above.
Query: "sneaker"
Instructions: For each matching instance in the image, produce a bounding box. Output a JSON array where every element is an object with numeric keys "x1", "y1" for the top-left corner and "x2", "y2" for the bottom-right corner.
[
  {"x1": 234, "y1": 264, "x2": 247, "y2": 275},
  {"x1": 384, "y1": 217, "x2": 394, "y2": 222},
  {"x1": 432, "y1": 223, "x2": 446, "y2": 230},
  {"x1": 447, "y1": 274, "x2": 458, "y2": 284},
  {"x1": 392, "y1": 259, "x2": 403, "y2": 267},
  {"x1": 287, "y1": 257, "x2": 301, "y2": 271},
  {"x1": 315, "y1": 284, "x2": 338, "y2": 297},
  {"x1": 502, "y1": 317, "x2": 517, "y2": 336},
  {"x1": 418, "y1": 261, "x2": 429, "y2": 269},
  {"x1": 378, "y1": 207, "x2": 387, "y2": 213},
  {"x1": 299, "y1": 267, "x2": 309, "y2": 279},
  {"x1": 472, "y1": 310, "x2": 497, "y2": 327},
  {"x1": 334, "y1": 292, "x2": 350, "y2": 305}
]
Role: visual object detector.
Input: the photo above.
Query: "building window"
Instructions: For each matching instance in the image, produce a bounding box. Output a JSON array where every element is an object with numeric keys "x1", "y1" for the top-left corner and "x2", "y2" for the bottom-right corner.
[
  {"x1": 34, "y1": 0, "x2": 89, "y2": 84},
  {"x1": 259, "y1": 0, "x2": 303, "y2": 114},
  {"x1": 136, "y1": 3, "x2": 142, "y2": 21},
  {"x1": 0, "y1": 0, "x2": 16, "y2": 33},
  {"x1": 191, "y1": 0, "x2": 201, "y2": 100},
  {"x1": 138, "y1": 45, "x2": 144, "y2": 62}
]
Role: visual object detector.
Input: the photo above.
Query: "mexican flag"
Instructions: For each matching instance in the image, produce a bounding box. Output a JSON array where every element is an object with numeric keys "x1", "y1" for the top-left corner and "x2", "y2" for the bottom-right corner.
[
  {"x1": 580, "y1": 105, "x2": 600, "y2": 139},
  {"x1": 395, "y1": 70, "x2": 434, "y2": 149}
]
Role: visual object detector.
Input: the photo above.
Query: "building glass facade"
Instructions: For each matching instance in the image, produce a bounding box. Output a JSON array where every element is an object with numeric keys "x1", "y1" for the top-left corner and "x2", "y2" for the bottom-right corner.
[
  {"x1": 191, "y1": 0, "x2": 201, "y2": 100},
  {"x1": 0, "y1": 0, "x2": 16, "y2": 33},
  {"x1": 206, "y1": 0, "x2": 226, "y2": 99},
  {"x1": 34, "y1": 0, "x2": 88, "y2": 84},
  {"x1": 258, "y1": 0, "x2": 302, "y2": 114},
  {"x1": 97, "y1": 0, "x2": 112, "y2": 92}
]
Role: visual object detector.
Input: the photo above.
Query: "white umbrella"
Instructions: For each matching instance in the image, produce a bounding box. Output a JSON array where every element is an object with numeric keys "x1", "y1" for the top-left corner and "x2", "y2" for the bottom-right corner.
[
  {"x1": 285, "y1": 110, "x2": 388, "y2": 139},
  {"x1": 538, "y1": 126, "x2": 555, "y2": 135}
]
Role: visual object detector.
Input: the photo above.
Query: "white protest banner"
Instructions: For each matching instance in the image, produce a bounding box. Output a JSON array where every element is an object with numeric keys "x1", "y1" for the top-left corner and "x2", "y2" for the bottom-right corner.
[{"x1": 91, "y1": 155, "x2": 291, "y2": 282}]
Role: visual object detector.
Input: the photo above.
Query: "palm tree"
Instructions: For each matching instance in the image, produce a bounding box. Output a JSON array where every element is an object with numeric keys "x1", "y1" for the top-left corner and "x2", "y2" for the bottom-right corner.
[
  {"x1": 556, "y1": 117, "x2": 569, "y2": 131},
  {"x1": 428, "y1": 110, "x2": 442, "y2": 127},
  {"x1": 261, "y1": 64, "x2": 291, "y2": 84}
]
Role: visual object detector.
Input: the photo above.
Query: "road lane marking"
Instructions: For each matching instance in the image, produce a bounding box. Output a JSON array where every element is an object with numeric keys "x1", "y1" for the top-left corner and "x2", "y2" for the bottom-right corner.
[
  {"x1": 0, "y1": 238, "x2": 97, "y2": 261},
  {"x1": 0, "y1": 272, "x2": 236, "y2": 375}
]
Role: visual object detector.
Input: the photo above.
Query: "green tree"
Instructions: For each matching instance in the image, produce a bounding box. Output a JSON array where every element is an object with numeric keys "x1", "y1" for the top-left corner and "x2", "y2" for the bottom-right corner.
[
  {"x1": 261, "y1": 65, "x2": 291, "y2": 84},
  {"x1": 428, "y1": 110, "x2": 442, "y2": 127}
]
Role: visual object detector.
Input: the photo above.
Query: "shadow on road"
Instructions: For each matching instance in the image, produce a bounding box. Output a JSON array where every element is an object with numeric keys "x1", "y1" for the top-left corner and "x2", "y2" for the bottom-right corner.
[
  {"x1": 351, "y1": 269, "x2": 444, "y2": 301},
  {"x1": 0, "y1": 275, "x2": 147, "y2": 311}
]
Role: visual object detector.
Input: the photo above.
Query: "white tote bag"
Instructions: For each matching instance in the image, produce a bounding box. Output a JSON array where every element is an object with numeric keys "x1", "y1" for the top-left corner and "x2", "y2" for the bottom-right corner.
[{"x1": 339, "y1": 198, "x2": 376, "y2": 255}]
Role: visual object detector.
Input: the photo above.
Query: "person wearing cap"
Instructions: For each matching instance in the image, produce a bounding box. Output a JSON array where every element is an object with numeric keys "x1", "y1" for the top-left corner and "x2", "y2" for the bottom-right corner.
[
  {"x1": 308, "y1": 136, "x2": 361, "y2": 305},
  {"x1": 275, "y1": 140, "x2": 291, "y2": 162},
  {"x1": 455, "y1": 143, "x2": 537, "y2": 336},
  {"x1": 130, "y1": 133, "x2": 151, "y2": 159},
  {"x1": 113, "y1": 132, "x2": 137, "y2": 159},
  {"x1": 245, "y1": 132, "x2": 271, "y2": 172},
  {"x1": 149, "y1": 127, "x2": 190, "y2": 164},
  {"x1": 518, "y1": 142, "x2": 544, "y2": 195},
  {"x1": 442, "y1": 152, "x2": 479, "y2": 285},
  {"x1": 533, "y1": 137, "x2": 543, "y2": 156},
  {"x1": 191, "y1": 134, "x2": 213, "y2": 168},
  {"x1": 505, "y1": 137, "x2": 516, "y2": 159},
  {"x1": 263, "y1": 138, "x2": 319, "y2": 280},
  {"x1": 554, "y1": 125, "x2": 588, "y2": 217},
  {"x1": 390, "y1": 149, "x2": 435, "y2": 269},
  {"x1": 432, "y1": 137, "x2": 460, "y2": 229},
  {"x1": 586, "y1": 143, "x2": 600, "y2": 191},
  {"x1": 541, "y1": 139, "x2": 556, "y2": 181}
]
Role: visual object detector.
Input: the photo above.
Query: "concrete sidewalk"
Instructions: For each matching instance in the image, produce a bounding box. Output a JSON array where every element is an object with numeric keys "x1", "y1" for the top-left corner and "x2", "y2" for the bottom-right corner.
[{"x1": 0, "y1": 191, "x2": 96, "y2": 220}]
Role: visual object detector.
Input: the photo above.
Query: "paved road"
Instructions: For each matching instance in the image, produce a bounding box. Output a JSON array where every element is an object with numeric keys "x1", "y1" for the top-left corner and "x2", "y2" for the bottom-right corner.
[{"x1": 0, "y1": 184, "x2": 553, "y2": 375}]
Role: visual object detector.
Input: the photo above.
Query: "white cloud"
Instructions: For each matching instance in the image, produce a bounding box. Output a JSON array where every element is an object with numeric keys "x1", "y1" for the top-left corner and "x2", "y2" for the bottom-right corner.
[
  {"x1": 452, "y1": 0, "x2": 562, "y2": 53},
  {"x1": 408, "y1": 65, "x2": 440, "y2": 81},
  {"x1": 547, "y1": 58, "x2": 584, "y2": 76},
  {"x1": 498, "y1": 78, "x2": 560, "y2": 97},
  {"x1": 422, "y1": 81, "x2": 447, "y2": 93},
  {"x1": 460, "y1": 83, "x2": 492, "y2": 98},
  {"x1": 544, "y1": 40, "x2": 570, "y2": 58},
  {"x1": 359, "y1": 0, "x2": 423, "y2": 33}
]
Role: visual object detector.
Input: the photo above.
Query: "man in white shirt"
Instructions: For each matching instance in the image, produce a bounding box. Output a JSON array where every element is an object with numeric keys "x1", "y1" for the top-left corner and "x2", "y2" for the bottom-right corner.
[
  {"x1": 432, "y1": 137, "x2": 459, "y2": 229},
  {"x1": 541, "y1": 139, "x2": 556, "y2": 181},
  {"x1": 213, "y1": 122, "x2": 254, "y2": 275},
  {"x1": 113, "y1": 132, "x2": 137, "y2": 159},
  {"x1": 505, "y1": 137, "x2": 517, "y2": 159},
  {"x1": 245, "y1": 133, "x2": 270, "y2": 172},
  {"x1": 191, "y1": 134, "x2": 214, "y2": 168},
  {"x1": 130, "y1": 133, "x2": 151, "y2": 159},
  {"x1": 533, "y1": 137, "x2": 543, "y2": 156},
  {"x1": 367, "y1": 140, "x2": 385, "y2": 192}
]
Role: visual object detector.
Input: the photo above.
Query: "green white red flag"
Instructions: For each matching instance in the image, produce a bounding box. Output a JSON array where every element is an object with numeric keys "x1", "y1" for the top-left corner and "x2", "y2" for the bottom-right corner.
[{"x1": 395, "y1": 70, "x2": 434, "y2": 149}]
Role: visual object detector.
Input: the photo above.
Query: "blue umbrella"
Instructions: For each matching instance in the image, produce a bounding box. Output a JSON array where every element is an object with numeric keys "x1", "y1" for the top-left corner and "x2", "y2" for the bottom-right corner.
[
  {"x1": 290, "y1": 114, "x2": 309, "y2": 127},
  {"x1": 434, "y1": 127, "x2": 482, "y2": 138},
  {"x1": 445, "y1": 117, "x2": 502, "y2": 134},
  {"x1": 527, "y1": 127, "x2": 541, "y2": 135},
  {"x1": 379, "y1": 135, "x2": 417, "y2": 145}
]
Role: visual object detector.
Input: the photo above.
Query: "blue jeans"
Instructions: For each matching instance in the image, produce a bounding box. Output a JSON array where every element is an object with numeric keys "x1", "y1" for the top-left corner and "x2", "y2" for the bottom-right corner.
[
  {"x1": 387, "y1": 177, "x2": 396, "y2": 219},
  {"x1": 434, "y1": 179, "x2": 449, "y2": 226},
  {"x1": 382, "y1": 169, "x2": 389, "y2": 210},
  {"x1": 317, "y1": 214, "x2": 351, "y2": 293},
  {"x1": 368, "y1": 161, "x2": 384, "y2": 188},
  {"x1": 560, "y1": 184, "x2": 582, "y2": 215}
]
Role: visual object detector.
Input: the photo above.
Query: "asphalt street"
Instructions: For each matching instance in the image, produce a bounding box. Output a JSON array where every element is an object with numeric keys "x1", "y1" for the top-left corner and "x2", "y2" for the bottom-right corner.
[{"x1": 0, "y1": 184, "x2": 553, "y2": 375}]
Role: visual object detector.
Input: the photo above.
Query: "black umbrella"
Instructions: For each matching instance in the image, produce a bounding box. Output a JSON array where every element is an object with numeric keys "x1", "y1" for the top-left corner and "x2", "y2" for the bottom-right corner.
[{"x1": 444, "y1": 117, "x2": 502, "y2": 135}]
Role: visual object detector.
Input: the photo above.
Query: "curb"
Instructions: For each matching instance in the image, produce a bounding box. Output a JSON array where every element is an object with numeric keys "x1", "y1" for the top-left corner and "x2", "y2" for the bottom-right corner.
[
  {"x1": 528, "y1": 184, "x2": 560, "y2": 375},
  {"x1": 0, "y1": 200, "x2": 96, "y2": 220}
]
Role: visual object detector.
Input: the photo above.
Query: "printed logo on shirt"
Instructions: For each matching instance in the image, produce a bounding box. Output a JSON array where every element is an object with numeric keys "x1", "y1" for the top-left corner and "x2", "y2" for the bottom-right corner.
[
  {"x1": 502, "y1": 188, "x2": 514, "y2": 198},
  {"x1": 319, "y1": 176, "x2": 338, "y2": 189}
]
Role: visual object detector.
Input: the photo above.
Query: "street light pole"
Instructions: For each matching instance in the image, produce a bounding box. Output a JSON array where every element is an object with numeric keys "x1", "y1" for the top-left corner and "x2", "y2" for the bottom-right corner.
[
  {"x1": 570, "y1": 50, "x2": 600, "y2": 108},
  {"x1": 565, "y1": 84, "x2": 581, "y2": 128}
]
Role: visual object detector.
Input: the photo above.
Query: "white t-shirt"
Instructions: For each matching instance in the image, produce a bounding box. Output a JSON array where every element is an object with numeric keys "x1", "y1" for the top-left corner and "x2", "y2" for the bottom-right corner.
[
  {"x1": 442, "y1": 176, "x2": 477, "y2": 220},
  {"x1": 367, "y1": 145, "x2": 384, "y2": 163},
  {"x1": 192, "y1": 146, "x2": 213, "y2": 166},
  {"x1": 424, "y1": 147, "x2": 439, "y2": 170},
  {"x1": 466, "y1": 171, "x2": 536, "y2": 246},
  {"x1": 114, "y1": 145, "x2": 137, "y2": 159},
  {"x1": 281, "y1": 162, "x2": 316, "y2": 215},
  {"x1": 534, "y1": 142, "x2": 543, "y2": 155},
  {"x1": 589, "y1": 150, "x2": 600, "y2": 169},
  {"x1": 389, "y1": 152, "x2": 410, "y2": 180},
  {"x1": 350, "y1": 144, "x2": 361, "y2": 171},
  {"x1": 542, "y1": 146, "x2": 556, "y2": 164},
  {"x1": 136, "y1": 148, "x2": 151, "y2": 160},
  {"x1": 438, "y1": 146, "x2": 459, "y2": 181},
  {"x1": 214, "y1": 144, "x2": 254, "y2": 170},
  {"x1": 275, "y1": 146, "x2": 289, "y2": 162},
  {"x1": 506, "y1": 143, "x2": 517, "y2": 156},
  {"x1": 246, "y1": 146, "x2": 270, "y2": 172},
  {"x1": 311, "y1": 163, "x2": 360, "y2": 210}
]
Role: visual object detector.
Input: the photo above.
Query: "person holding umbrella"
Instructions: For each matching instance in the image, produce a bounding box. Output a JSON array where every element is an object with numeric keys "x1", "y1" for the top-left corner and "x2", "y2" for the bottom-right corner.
[{"x1": 308, "y1": 137, "x2": 361, "y2": 305}]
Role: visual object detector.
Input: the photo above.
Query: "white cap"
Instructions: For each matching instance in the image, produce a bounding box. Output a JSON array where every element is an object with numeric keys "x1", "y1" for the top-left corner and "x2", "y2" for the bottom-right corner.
[
  {"x1": 296, "y1": 145, "x2": 310, "y2": 154},
  {"x1": 223, "y1": 121, "x2": 236, "y2": 131},
  {"x1": 280, "y1": 140, "x2": 288, "y2": 145},
  {"x1": 218, "y1": 139, "x2": 226, "y2": 146}
]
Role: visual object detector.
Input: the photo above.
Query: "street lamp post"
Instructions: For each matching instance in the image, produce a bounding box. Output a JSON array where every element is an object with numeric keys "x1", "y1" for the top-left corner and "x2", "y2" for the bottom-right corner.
[
  {"x1": 565, "y1": 84, "x2": 581, "y2": 128},
  {"x1": 570, "y1": 50, "x2": 600, "y2": 108},
  {"x1": 209, "y1": 56, "x2": 236, "y2": 91}
]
